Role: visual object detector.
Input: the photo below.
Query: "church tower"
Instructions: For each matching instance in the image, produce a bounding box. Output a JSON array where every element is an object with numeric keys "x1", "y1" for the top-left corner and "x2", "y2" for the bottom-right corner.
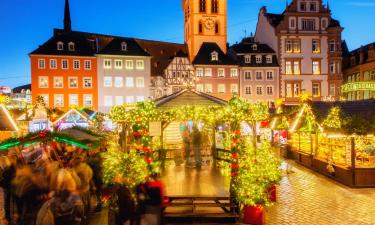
[{"x1": 183, "y1": 0, "x2": 227, "y2": 60}]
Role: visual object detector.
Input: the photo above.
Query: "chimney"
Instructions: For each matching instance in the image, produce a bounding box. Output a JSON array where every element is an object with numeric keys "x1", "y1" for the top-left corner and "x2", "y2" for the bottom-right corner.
[
  {"x1": 368, "y1": 44, "x2": 375, "y2": 61},
  {"x1": 64, "y1": 0, "x2": 72, "y2": 32},
  {"x1": 359, "y1": 46, "x2": 365, "y2": 64}
]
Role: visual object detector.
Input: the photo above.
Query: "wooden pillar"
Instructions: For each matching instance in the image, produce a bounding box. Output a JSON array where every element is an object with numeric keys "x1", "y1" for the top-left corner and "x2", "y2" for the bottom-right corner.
[
  {"x1": 351, "y1": 137, "x2": 356, "y2": 186},
  {"x1": 212, "y1": 125, "x2": 217, "y2": 168}
]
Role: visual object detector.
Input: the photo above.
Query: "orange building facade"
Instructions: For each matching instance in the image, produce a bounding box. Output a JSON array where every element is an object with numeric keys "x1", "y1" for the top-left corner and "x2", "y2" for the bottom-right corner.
[{"x1": 30, "y1": 55, "x2": 98, "y2": 111}]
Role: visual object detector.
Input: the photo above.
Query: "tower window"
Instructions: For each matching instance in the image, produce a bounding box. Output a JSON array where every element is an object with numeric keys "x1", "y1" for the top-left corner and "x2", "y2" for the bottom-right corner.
[
  {"x1": 199, "y1": 21, "x2": 203, "y2": 33},
  {"x1": 212, "y1": 0, "x2": 219, "y2": 13},
  {"x1": 68, "y1": 42, "x2": 75, "y2": 51},
  {"x1": 199, "y1": 0, "x2": 206, "y2": 13},
  {"x1": 121, "y1": 42, "x2": 127, "y2": 51},
  {"x1": 57, "y1": 42, "x2": 64, "y2": 51},
  {"x1": 215, "y1": 22, "x2": 219, "y2": 34}
]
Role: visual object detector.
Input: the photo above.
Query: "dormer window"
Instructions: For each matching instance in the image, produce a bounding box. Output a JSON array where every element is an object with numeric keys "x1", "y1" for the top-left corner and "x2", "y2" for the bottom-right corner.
[
  {"x1": 57, "y1": 42, "x2": 64, "y2": 51},
  {"x1": 266, "y1": 55, "x2": 272, "y2": 63},
  {"x1": 252, "y1": 44, "x2": 258, "y2": 51},
  {"x1": 256, "y1": 55, "x2": 262, "y2": 64},
  {"x1": 245, "y1": 55, "x2": 251, "y2": 63},
  {"x1": 68, "y1": 42, "x2": 75, "y2": 51},
  {"x1": 121, "y1": 42, "x2": 127, "y2": 51},
  {"x1": 211, "y1": 51, "x2": 218, "y2": 61},
  {"x1": 300, "y1": 2, "x2": 306, "y2": 11}
]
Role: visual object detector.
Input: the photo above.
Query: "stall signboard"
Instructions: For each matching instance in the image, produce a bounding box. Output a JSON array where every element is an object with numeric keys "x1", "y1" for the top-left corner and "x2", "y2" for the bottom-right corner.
[
  {"x1": 149, "y1": 121, "x2": 162, "y2": 137},
  {"x1": 341, "y1": 82, "x2": 375, "y2": 93}
]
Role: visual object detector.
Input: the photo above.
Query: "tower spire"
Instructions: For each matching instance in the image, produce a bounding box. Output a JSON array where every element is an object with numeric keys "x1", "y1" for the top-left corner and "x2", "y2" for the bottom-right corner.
[{"x1": 64, "y1": 0, "x2": 72, "y2": 32}]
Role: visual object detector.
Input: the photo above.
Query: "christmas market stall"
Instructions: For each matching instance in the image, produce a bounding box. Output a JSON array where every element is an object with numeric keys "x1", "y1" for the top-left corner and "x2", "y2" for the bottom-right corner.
[
  {"x1": 53, "y1": 108, "x2": 95, "y2": 130},
  {"x1": 0, "y1": 104, "x2": 19, "y2": 141},
  {"x1": 287, "y1": 100, "x2": 375, "y2": 187}
]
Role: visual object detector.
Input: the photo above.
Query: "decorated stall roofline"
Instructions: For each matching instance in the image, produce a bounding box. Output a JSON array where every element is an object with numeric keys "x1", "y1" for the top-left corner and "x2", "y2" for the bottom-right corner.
[{"x1": 0, "y1": 104, "x2": 19, "y2": 131}]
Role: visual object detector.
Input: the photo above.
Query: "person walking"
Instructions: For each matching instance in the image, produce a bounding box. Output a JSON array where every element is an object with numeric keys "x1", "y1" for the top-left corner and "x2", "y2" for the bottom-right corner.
[
  {"x1": 192, "y1": 125, "x2": 202, "y2": 168},
  {"x1": 181, "y1": 123, "x2": 191, "y2": 166}
]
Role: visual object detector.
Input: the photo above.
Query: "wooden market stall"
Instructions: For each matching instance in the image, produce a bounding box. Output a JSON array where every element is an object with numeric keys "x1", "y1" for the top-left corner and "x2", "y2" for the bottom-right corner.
[
  {"x1": 53, "y1": 108, "x2": 95, "y2": 130},
  {"x1": 0, "y1": 104, "x2": 19, "y2": 141},
  {"x1": 287, "y1": 100, "x2": 375, "y2": 187}
]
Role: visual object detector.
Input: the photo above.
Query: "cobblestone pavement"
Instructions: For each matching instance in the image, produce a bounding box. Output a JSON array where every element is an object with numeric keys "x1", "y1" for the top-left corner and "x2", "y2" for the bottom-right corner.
[
  {"x1": 266, "y1": 161, "x2": 375, "y2": 225},
  {"x1": 88, "y1": 161, "x2": 375, "y2": 225}
]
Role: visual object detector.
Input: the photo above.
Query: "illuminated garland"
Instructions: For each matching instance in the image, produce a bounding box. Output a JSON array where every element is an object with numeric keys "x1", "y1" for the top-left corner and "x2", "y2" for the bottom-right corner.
[{"x1": 322, "y1": 107, "x2": 342, "y2": 131}]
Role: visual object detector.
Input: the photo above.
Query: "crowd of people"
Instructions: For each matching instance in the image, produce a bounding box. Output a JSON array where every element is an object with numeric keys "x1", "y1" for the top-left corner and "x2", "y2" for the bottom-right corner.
[{"x1": 181, "y1": 123, "x2": 203, "y2": 168}]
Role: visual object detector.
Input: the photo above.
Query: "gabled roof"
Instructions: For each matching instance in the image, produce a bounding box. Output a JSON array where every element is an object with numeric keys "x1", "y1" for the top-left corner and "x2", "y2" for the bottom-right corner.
[
  {"x1": 0, "y1": 105, "x2": 19, "y2": 132},
  {"x1": 98, "y1": 37, "x2": 150, "y2": 57},
  {"x1": 193, "y1": 42, "x2": 237, "y2": 65},
  {"x1": 264, "y1": 13, "x2": 284, "y2": 27},
  {"x1": 53, "y1": 108, "x2": 93, "y2": 125},
  {"x1": 155, "y1": 89, "x2": 227, "y2": 109},
  {"x1": 12, "y1": 84, "x2": 31, "y2": 93}
]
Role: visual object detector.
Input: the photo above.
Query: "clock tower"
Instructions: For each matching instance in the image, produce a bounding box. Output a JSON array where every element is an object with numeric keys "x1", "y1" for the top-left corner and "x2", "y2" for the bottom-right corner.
[{"x1": 183, "y1": 0, "x2": 227, "y2": 60}]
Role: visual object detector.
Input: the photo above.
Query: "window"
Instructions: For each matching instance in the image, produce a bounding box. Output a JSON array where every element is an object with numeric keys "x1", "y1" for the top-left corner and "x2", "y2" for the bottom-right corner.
[
  {"x1": 266, "y1": 71, "x2": 274, "y2": 80},
  {"x1": 329, "y1": 84, "x2": 336, "y2": 96},
  {"x1": 266, "y1": 55, "x2": 272, "y2": 63},
  {"x1": 69, "y1": 94, "x2": 79, "y2": 106},
  {"x1": 267, "y1": 86, "x2": 274, "y2": 95},
  {"x1": 125, "y1": 60, "x2": 134, "y2": 69},
  {"x1": 104, "y1": 59, "x2": 112, "y2": 69},
  {"x1": 199, "y1": 21, "x2": 203, "y2": 33},
  {"x1": 252, "y1": 44, "x2": 258, "y2": 51},
  {"x1": 245, "y1": 55, "x2": 251, "y2": 63},
  {"x1": 126, "y1": 96, "x2": 135, "y2": 104},
  {"x1": 256, "y1": 55, "x2": 262, "y2": 64},
  {"x1": 300, "y1": 2, "x2": 306, "y2": 11},
  {"x1": 50, "y1": 59, "x2": 57, "y2": 69},
  {"x1": 215, "y1": 22, "x2": 219, "y2": 34},
  {"x1": 312, "y1": 39, "x2": 320, "y2": 53},
  {"x1": 104, "y1": 76, "x2": 112, "y2": 87},
  {"x1": 54, "y1": 77, "x2": 63, "y2": 88},
  {"x1": 230, "y1": 69, "x2": 238, "y2": 77},
  {"x1": 83, "y1": 77, "x2": 92, "y2": 88},
  {"x1": 39, "y1": 94, "x2": 49, "y2": 106},
  {"x1": 312, "y1": 83, "x2": 321, "y2": 97},
  {"x1": 231, "y1": 84, "x2": 238, "y2": 94},
  {"x1": 196, "y1": 84, "x2": 204, "y2": 92},
  {"x1": 218, "y1": 84, "x2": 225, "y2": 93},
  {"x1": 286, "y1": 40, "x2": 293, "y2": 53},
  {"x1": 84, "y1": 60, "x2": 91, "y2": 70},
  {"x1": 136, "y1": 77, "x2": 145, "y2": 87},
  {"x1": 136, "y1": 60, "x2": 144, "y2": 70},
  {"x1": 205, "y1": 84, "x2": 213, "y2": 93},
  {"x1": 330, "y1": 62, "x2": 336, "y2": 74},
  {"x1": 294, "y1": 83, "x2": 300, "y2": 97},
  {"x1": 104, "y1": 96, "x2": 113, "y2": 107},
  {"x1": 244, "y1": 71, "x2": 251, "y2": 80},
  {"x1": 310, "y1": 2, "x2": 317, "y2": 12},
  {"x1": 313, "y1": 61, "x2": 320, "y2": 75},
  {"x1": 199, "y1": 0, "x2": 206, "y2": 12},
  {"x1": 115, "y1": 60, "x2": 123, "y2": 69},
  {"x1": 294, "y1": 61, "x2": 300, "y2": 75},
  {"x1": 115, "y1": 96, "x2": 124, "y2": 105},
  {"x1": 205, "y1": 68, "x2": 212, "y2": 77},
  {"x1": 68, "y1": 42, "x2": 75, "y2": 51},
  {"x1": 302, "y1": 19, "x2": 315, "y2": 31},
  {"x1": 322, "y1": 19, "x2": 327, "y2": 29},
  {"x1": 256, "y1": 71, "x2": 263, "y2": 80},
  {"x1": 218, "y1": 68, "x2": 225, "y2": 77},
  {"x1": 136, "y1": 96, "x2": 145, "y2": 102},
  {"x1": 73, "y1": 60, "x2": 80, "y2": 69},
  {"x1": 126, "y1": 77, "x2": 134, "y2": 87},
  {"x1": 290, "y1": 18, "x2": 296, "y2": 29},
  {"x1": 121, "y1": 42, "x2": 127, "y2": 51},
  {"x1": 68, "y1": 77, "x2": 78, "y2": 88},
  {"x1": 286, "y1": 83, "x2": 300, "y2": 98},
  {"x1": 57, "y1": 42, "x2": 64, "y2": 50},
  {"x1": 293, "y1": 40, "x2": 301, "y2": 53},
  {"x1": 115, "y1": 77, "x2": 123, "y2": 88},
  {"x1": 329, "y1": 40, "x2": 336, "y2": 52},
  {"x1": 83, "y1": 95, "x2": 93, "y2": 107},
  {"x1": 245, "y1": 86, "x2": 251, "y2": 95},
  {"x1": 211, "y1": 0, "x2": 218, "y2": 13},
  {"x1": 211, "y1": 51, "x2": 218, "y2": 61},
  {"x1": 54, "y1": 94, "x2": 64, "y2": 107},
  {"x1": 38, "y1": 76, "x2": 48, "y2": 88},
  {"x1": 286, "y1": 84, "x2": 293, "y2": 97},
  {"x1": 256, "y1": 86, "x2": 263, "y2": 95},
  {"x1": 286, "y1": 61, "x2": 293, "y2": 75},
  {"x1": 196, "y1": 68, "x2": 204, "y2": 77},
  {"x1": 38, "y1": 59, "x2": 45, "y2": 69},
  {"x1": 62, "y1": 59, "x2": 69, "y2": 69}
]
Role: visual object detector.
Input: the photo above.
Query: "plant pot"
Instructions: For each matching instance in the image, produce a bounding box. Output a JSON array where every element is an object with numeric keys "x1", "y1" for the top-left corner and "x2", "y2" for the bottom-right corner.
[
  {"x1": 267, "y1": 185, "x2": 277, "y2": 202},
  {"x1": 243, "y1": 205, "x2": 265, "y2": 225}
]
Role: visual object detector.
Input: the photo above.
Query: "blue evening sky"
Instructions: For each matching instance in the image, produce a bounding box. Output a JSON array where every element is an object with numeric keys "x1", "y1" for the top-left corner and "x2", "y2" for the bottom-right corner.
[{"x1": 0, "y1": 0, "x2": 374, "y2": 87}]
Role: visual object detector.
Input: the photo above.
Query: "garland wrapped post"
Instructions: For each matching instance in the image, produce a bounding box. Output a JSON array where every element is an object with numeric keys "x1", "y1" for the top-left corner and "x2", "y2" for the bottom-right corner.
[{"x1": 132, "y1": 118, "x2": 154, "y2": 173}]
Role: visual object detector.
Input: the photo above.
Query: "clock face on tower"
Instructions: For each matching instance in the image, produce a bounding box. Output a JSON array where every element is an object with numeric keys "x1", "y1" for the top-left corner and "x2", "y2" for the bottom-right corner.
[{"x1": 204, "y1": 18, "x2": 215, "y2": 30}]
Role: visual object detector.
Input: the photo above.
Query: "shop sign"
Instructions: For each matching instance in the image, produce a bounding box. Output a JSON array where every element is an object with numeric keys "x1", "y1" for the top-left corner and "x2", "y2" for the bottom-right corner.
[{"x1": 341, "y1": 82, "x2": 375, "y2": 93}]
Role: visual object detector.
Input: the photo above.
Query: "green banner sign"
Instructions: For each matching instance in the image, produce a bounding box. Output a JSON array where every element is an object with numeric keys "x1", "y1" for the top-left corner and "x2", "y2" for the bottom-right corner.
[{"x1": 342, "y1": 82, "x2": 375, "y2": 93}]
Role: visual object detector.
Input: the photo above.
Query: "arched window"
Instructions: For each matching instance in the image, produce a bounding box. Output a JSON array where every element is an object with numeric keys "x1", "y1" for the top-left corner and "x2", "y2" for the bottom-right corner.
[
  {"x1": 68, "y1": 42, "x2": 75, "y2": 51},
  {"x1": 121, "y1": 42, "x2": 127, "y2": 51},
  {"x1": 212, "y1": 0, "x2": 219, "y2": 13},
  {"x1": 215, "y1": 21, "x2": 219, "y2": 34},
  {"x1": 199, "y1": 0, "x2": 206, "y2": 13},
  {"x1": 57, "y1": 41, "x2": 64, "y2": 50},
  {"x1": 199, "y1": 21, "x2": 203, "y2": 33}
]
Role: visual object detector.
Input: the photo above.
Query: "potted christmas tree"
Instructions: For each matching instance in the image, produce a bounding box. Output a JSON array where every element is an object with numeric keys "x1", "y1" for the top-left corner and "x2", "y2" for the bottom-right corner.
[{"x1": 235, "y1": 142, "x2": 282, "y2": 225}]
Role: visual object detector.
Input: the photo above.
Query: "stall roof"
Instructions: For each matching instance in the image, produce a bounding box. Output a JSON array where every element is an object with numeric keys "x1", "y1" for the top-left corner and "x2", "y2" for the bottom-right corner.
[
  {"x1": 0, "y1": 105, "x2": 19, "y2": 132},
  {"x1": 155, "y1": 89, "x2": 227, "y2": 109},
  {"x1": 53, "y1": 108, "x2": 93, "y2": 125}
]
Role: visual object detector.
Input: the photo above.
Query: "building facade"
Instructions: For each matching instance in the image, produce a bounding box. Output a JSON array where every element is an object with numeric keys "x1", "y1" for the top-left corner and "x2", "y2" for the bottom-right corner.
[
  {"x1": 343, "y1": 43, "x2": 375, "y2": 100},
  {"x1": 231, "y1": 38, "x2": 279, "y2": 105},
  {"x1": 96, "y1": 38, "x2": 151, "y2": 113},
  {"x1": 255, "y1": 0, "x2": 343, "y2": 104}
]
